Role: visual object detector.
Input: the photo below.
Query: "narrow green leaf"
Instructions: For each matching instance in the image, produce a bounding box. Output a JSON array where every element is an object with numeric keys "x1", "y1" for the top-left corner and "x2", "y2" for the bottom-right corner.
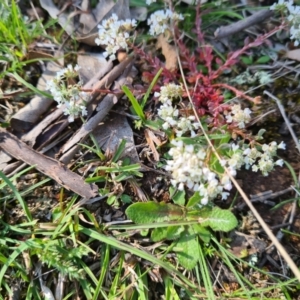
[
  {"x1": 0, "y1": 241, "x2": 31, "y2": 285},
  {"x1": 284, "y1": 161, "x2": 298, "y2": 188},
  {"x1": 141, "y1": 67, "x2": 162, "y2": 109},
  {"x1": 0, "y1": 171, "x2": 32, "y2": 222},
  {"x1": 255, "y1": 56, "x2": 271, "y2": 64},
  {"x1": 85, "y1": 176, "x2": 106, "y2": 183},
  {"x1": 240, "y1": 56, "x2": 253, "y2": 65},
  {"x1": 122, "y1": 85, "x2": 145, "y2": 121},
  {"x1": 144, "y1": 119, "x2": 163, "y2": 130},
  {"x1": 10, "y1": 72, "x2": 52, "y2": 98},
  {"x1": 112, "y1": 139, "x2": 126, "y2": 163},
  {"x1": 89, "y1": 133, "x2": 106, "y2": 160}
]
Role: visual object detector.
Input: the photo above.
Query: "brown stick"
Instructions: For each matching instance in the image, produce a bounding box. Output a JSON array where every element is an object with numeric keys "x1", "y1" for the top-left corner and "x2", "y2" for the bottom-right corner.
[
  {"x1": 0, "y1": 128, "x2": 98, "y2": 199},
  {"x1": 214, "y1": 9, "x2": 274, "y2": 40}
]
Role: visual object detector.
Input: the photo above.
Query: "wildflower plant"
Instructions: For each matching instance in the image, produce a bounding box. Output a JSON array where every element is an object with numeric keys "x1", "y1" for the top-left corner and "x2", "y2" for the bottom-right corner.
[
  {"x1": 45, "y1": 6, "x2": 290, "y2": 206},
  {"x1": 95, "y1": 13, "x2": 137, "y2": 60},
  {"x1": 46, "y1": 64, "x2": 89, "y2": 122},
  {"x1": 155, "y1": 84, "x2": 286, "y2": 205},
  {"x1": 147, "y1": 9, "x2": 184, "y2": 36}
]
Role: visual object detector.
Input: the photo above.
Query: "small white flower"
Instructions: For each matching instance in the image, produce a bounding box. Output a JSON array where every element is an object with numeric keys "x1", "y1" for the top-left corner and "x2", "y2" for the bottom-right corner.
[
  {"x1": 201, "y1": 197, "x2": 209, "y2": 205},
  {"x1": 95, "y1": 14, "x2": 137, "y2": 60},
  {"x1": 275, "y1": 159, "x2": 284, "y2": 166},
  {"x1": 232, "y1": 143, "x2": 239, "y2": 151},
  {"x1": 221, "y1": 192, "x2": 230, "y2": 200},
  {"x1": 226, "y1": 104, "x2": 252, "y2": 129},
  {"x1": 278, "y1": 141, "x2": 286, "y2": 149},
  {"x1": 148, "y1": 9, "x2": 184, "y2": 36}
]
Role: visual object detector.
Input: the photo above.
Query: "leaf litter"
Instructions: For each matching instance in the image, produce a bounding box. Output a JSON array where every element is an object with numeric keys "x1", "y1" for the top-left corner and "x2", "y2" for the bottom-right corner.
[{"x1": 0, "y1": 0, "x2": 300, "y2": 299}]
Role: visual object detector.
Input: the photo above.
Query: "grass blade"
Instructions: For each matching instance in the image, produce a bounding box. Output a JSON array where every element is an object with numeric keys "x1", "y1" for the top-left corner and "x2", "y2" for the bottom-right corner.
[{"x1": 0, "y1": 171, "x2": 32, "y2": 222}]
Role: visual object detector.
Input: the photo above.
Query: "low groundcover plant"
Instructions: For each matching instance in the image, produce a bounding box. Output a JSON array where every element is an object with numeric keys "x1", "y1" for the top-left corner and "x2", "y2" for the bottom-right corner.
[{"x1": 45, "y1": 3, "x2": 289, "y2": 206}]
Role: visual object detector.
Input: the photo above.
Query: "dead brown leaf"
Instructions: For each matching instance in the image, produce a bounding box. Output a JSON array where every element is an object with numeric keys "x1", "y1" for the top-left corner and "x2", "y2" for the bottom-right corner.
[
  {"x1": 156, "y1": 34, "x2": 178, "y2": 71},
  {"x1": 144, "y1": 129, "x2": 162, "y2": 161},
  {"x1": 284, "y1": 49, "x2": 300, "y2": 62}
]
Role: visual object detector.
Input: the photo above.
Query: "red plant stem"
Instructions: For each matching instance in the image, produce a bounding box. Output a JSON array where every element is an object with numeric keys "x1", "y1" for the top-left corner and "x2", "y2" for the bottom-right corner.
[
  {"x1": 211, "y1": 23, "x2": 287, "y2": 79},
  {"x1": 212, "y1": 83, "x2": 261, "y2": 104}
]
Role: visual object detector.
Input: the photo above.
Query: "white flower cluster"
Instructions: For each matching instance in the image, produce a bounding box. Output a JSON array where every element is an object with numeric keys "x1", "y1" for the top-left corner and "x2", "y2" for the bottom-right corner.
[
  {"x1": 147, "y1": 9, "x2": 184, "y2": 36},
  {"x1": 95, "y1": 13, "x2": 137, "y2": 60},
  {"x1": 156, "y1": 83, "x2": 199, "y2": 136},
  {"x1": 226, "y1": 104, "x2": 252, "y2": 129},
  {"x1": 155, "y1": 83, "x2": 183, "y2": 104},
  {"x1": 165, "y1": 140, "x2": 233, "y2": 205},
  {"x1": 243, "y1": 141, "x2": 286, "y2": 175},
  {"x1": 166, "y1": 140, "x2": 286, "y2": 205},
  {"x1": 46, "y1": 64, "x2": 89, "y2": 123},
  {"x1": 222, "y1": 141, "x2": 286, "y2": 177},
  {"x1": 270, "y1": 0, "x2": 300, "y2": 46}
]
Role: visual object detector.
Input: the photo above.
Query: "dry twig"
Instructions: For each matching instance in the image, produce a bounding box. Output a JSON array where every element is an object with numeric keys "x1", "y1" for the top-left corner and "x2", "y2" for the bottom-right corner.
[{"x1": 214, "y1": 10, "x2": 274, "y2": 40}]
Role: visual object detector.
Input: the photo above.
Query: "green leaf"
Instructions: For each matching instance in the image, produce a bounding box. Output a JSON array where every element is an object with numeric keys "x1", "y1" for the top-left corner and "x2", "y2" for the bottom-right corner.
[
  {"x1": 10, "y1": 72, "x2": 52, "y2": 98},
  {"x1": 198, "y1": 207, "x2": 238, "y2": 232},
  {"x1": 255, "y1": 56, "x2": 271, "y2": 64},
  {"x1": 144, "y1": 119, "x2": 163, "y2": 130},
  {"x1": 166, "y1": 225, "x2": 185, "y2": 240},
  {"x1": 172, "y1": 189, "x2": 186, "y2": 206},
  {"x1": 0, "y1": 171, "x2": 32, "y2": 222},
  {"x1": 192, "y1": 224, "x2": 211, "y2": 243},
  {"x1": 120, "y1": 194, "x2": 132, "y2": 204},
  {"x1": 141, "y1": 67, "x2": 162, "y2": 109},
  {"x1": 112, "y1": 139, "x2": 126, "y2": 163},
  {"x1": 240, "y1": 56, "x2": 253, "y2": 65},
  {"x1": 255, "y1": 129, "x2": 266, "y2": 140},
  {"x1": 126, "y1": 202, "x2": 185, "y2": 224},
  {"x1": 284, "y1": 161, "x2": 299, "y2": 188},
  {"x1": 151, "y1": 227, "x2": 168, "y2": 242},
  {"x1": 107, "y1": 195, "x2": 117, "y2": 205},
  {"x1": 122, "y1": 85, "x2": 145, "y2": 121},
  {"x1": 187, "y1": 192, "x2": 201, "y2": 208},
  {"x1": 175, "y1": 228, "x2": 200, "y2": 270},
  {"x1": 85, "y1": 176, "x2": 106, "y2": 183}
]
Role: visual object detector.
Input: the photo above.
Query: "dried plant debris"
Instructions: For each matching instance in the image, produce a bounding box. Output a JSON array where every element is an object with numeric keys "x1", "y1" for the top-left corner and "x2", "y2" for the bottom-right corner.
[{"x1": 0, "y1": 128, "x2": 98, "y2": 199}]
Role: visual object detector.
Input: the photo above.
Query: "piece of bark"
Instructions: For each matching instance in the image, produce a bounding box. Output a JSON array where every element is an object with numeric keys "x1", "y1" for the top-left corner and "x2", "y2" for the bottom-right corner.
[
  {"x1": 0, "y1": 128, "x2": 98, "y2": 199},
  {"x1": 0, "y1": 150, "x2": 13, "y2": 170},
  {"x1": 93, "y1": 112, "x2": 140, "y2": 163},
  {"x1": 214, "y1": 10, "x2": 274, "y2": 40}
]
